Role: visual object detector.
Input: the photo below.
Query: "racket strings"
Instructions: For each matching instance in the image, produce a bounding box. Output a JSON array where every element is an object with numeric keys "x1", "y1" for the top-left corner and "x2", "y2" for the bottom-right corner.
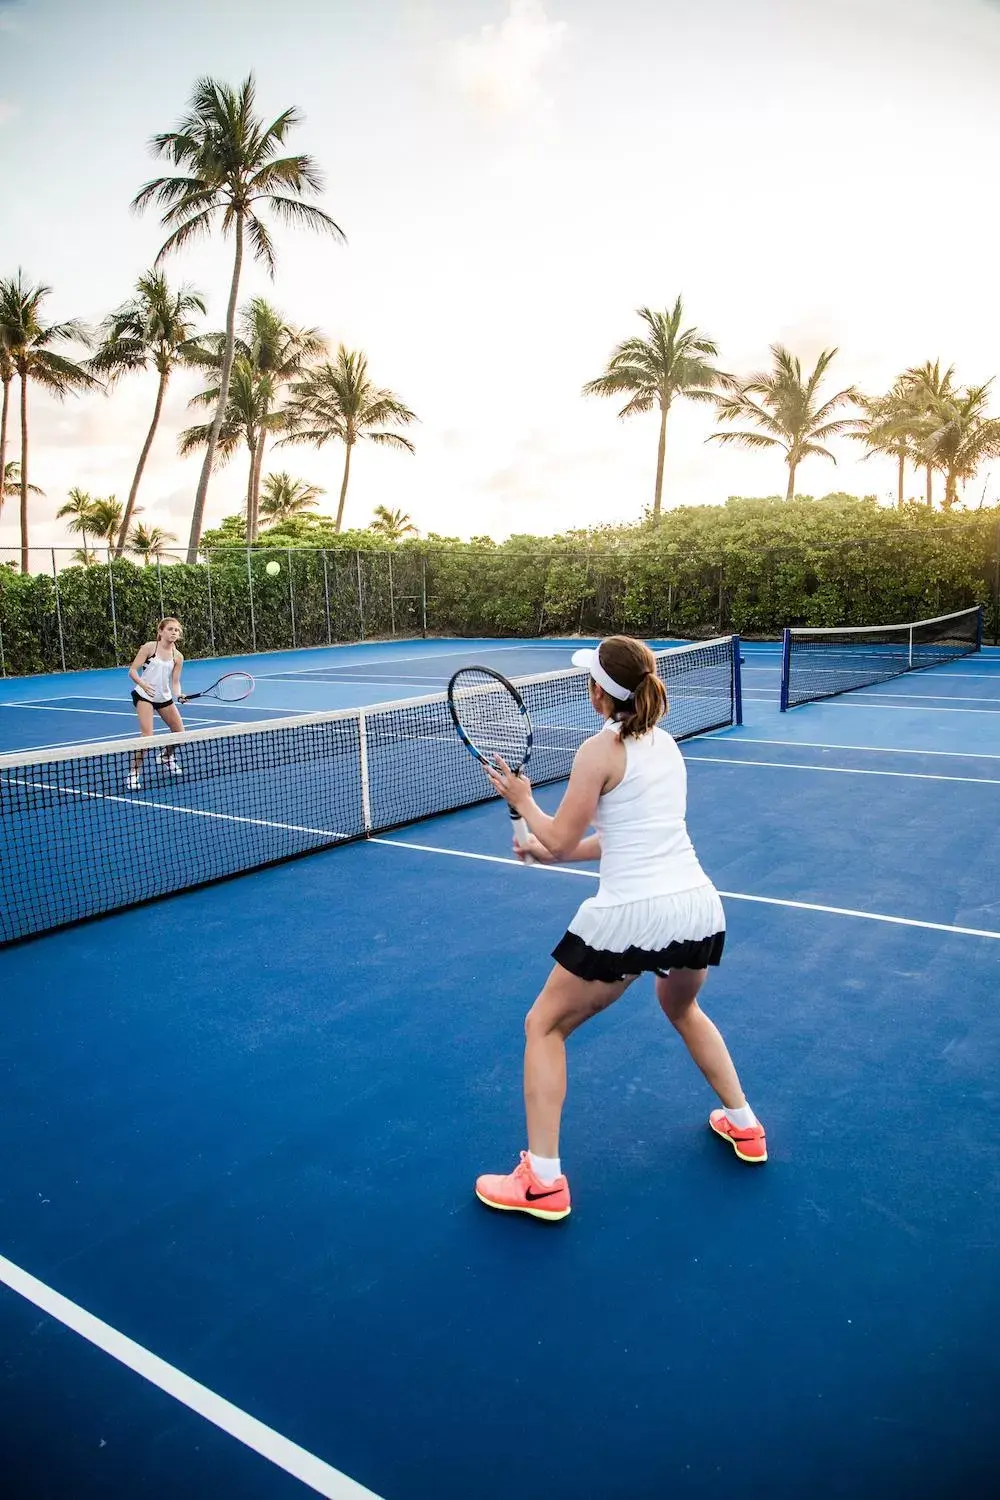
[{"x1": 450, "y1": 672, "x2": 531, "y2": 769}]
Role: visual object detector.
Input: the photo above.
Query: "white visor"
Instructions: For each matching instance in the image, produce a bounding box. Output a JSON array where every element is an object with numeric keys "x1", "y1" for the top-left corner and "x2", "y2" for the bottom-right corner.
[{"x1": 571, "y1": 644, "x2": 632, "y2": 702}]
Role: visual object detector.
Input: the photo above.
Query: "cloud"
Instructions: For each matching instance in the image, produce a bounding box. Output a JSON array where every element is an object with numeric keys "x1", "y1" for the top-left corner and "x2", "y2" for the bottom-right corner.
[{"x1": 444, "y1": 0, "x2": 567, "y2": 119}]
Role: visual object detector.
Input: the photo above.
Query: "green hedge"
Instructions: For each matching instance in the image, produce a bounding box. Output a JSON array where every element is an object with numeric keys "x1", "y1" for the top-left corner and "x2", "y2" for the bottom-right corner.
[{"x1": 1, "y1": 497, "x2": 998, "y2": 677}]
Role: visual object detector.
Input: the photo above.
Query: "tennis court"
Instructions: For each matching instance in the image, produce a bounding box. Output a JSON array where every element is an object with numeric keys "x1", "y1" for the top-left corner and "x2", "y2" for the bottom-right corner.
[{"x1": 1, "y1": 633, "x2": 998, "y2": 1499}]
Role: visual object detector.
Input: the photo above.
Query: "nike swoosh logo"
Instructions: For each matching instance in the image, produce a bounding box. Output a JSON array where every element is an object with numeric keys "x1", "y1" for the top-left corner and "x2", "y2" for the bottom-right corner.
[{"x1": 525, "y1": 1185, "x2": 563, "y2": 1201}]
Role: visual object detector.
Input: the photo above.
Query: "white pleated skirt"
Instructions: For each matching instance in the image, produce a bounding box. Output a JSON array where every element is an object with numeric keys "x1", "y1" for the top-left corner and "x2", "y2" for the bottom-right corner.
[{"x1": 552, "y1": 882, "x2": 726, "y2": 983}]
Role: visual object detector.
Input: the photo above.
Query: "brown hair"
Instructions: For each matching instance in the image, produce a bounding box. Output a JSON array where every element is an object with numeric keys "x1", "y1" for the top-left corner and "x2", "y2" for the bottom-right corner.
[
  {"x1": 593, "y1": 635, "x2": 667, "y2": 739},
  {"x1": 156, "y1": 617, "x2": 183, "y2": 640}
]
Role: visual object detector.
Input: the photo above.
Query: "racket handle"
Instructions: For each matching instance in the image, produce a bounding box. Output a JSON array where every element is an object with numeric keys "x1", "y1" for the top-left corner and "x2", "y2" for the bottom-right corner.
[{"x1": 511, "y1": 811, "x2": 534, "y2": 864}]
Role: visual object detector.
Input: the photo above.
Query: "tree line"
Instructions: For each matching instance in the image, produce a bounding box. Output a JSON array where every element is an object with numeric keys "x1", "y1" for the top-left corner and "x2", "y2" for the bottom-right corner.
[{"x1": 3, "y1": 74, "x2": 999, "y2": 578}]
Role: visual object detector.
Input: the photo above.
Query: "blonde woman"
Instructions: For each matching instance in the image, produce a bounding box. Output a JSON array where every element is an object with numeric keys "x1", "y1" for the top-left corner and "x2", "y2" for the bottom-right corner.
[
  {"x1": 477, "y1": 635, "x2": 765, "y2": 1222},
  {"x1": 126, "y1": 617, "x2": 185, "y2": 790}
]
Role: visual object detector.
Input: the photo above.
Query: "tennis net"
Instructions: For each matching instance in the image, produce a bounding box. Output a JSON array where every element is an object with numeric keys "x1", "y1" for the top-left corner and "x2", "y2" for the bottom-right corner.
[
  {"x1": 1, "y1": 635, "x2": 741, "y2": 945},
  {"x1": 779, "y1": 606, "x2": 983, "y2": 710}
]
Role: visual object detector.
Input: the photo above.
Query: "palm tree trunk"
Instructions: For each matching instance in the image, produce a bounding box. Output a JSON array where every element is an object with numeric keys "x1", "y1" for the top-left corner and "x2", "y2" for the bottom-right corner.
[
  {"x1": 18, "y1": 374, "x2": 29, "y2": 573},
  {"x1": 652, "y1": 404, "x2": 668, "y2": 521},
  {"x1": 248, "y1": 424, "x2": 267, "y2": 544},
  {"x1": 785, "y1": 458, "x2": 797, "y2": 502},
  {"x1": 0, "y1": 376, "x2": 10, "y2": 522},
  {"x1": 186, "y1": 210, "x2": 245, "y2": 562},
  {"x1": 117, "y1": 369, "x2": 168, "y2": 557},
  {"x1": 244, "y1": 435, "x2": 256, "y2": 535},
  {"x1": 925, "y1": 463, "x2": 933, "y2": 507},
  {"x1": 335, "y1": 443, "x2": 352, "y2": 533},
  {"x1": 897, "y1": 450, "x2": 905, "y2": 509}
]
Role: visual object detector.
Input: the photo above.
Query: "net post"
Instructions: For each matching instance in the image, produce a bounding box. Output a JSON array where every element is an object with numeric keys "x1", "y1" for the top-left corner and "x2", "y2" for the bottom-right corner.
[
  {"x1": 246, "y1": 547, "x2": 257, "y2": 653},
  {"x1": 779, "y1": 628, "x2": 792, "y2": 712},
  {"x1": 51, "y1": 549, "x2": 67, "y2": 673},
  {"x1": 287, "y1": 548, "x2": 296, "y2": 649},
  {"x1": 907, "y1": 626, "x2": 913, "y2": 669},
  {"x1": 358, "y1": 711, "x2": 372, "y2": 832},
  {"x1": 976, "y1": 603, "x2": 984, "y2": 652},
  {"x1": 731, "y1": 634, "x2": 743, "y2": 725}
]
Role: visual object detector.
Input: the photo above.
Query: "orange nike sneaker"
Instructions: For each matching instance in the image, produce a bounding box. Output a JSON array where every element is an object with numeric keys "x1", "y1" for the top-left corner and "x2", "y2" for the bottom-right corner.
[
  {"x1": 475, "y1": 1152, "x2": 572, "y2": 1220},
  {"x1": 709, "y1": 1109, "x2": 768, "y2": 1163}
]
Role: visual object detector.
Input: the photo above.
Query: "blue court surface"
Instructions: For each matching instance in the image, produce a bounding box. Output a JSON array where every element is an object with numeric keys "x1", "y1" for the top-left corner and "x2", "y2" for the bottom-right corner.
[{"x1": 1, "y1": 637, "x2": 999, "y2": 1499}]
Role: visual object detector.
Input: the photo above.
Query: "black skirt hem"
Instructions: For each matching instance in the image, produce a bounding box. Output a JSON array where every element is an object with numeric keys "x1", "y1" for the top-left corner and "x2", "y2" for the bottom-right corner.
[{"x1": 552, "y1": 929, "x2": 725, "y2": 984}]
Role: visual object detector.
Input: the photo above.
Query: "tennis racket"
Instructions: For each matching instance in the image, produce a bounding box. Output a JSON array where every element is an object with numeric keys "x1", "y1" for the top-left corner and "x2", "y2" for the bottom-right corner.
[
  {"x1": 447, "y1": 666, "x2": 534, "y2": 857},
  {"x1": 179, "y1": 672, "x2": 255, "y2": 705}
]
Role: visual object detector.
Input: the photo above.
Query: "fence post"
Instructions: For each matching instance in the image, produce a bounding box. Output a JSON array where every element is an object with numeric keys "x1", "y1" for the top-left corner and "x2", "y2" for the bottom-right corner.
[
  {"x1": 421, "y1": 553, "x2": 428, "y2": 637},
  {"x1": 287, "y1": 547, "x2": 296, "y2": 649},
  {"x1": 107, "y1": 549, "x2": 120, "y2": 664},
  {"x1": 156, "y1": 558, "x2": 165, "y2": 619},
  {"x1": 51, "y1": 549, "x2": 67, "y2": 673},
  {"x1": 356, "y1": 550, "x2": 365, "y2": 639},
  {"x1": 322, "y1": 549, "x2": 332, "y2": 644},
  {"x1": 246, "y1": 547, "x2": 257, "y2": 653},
  {"x1": 994, "y1": 522, "x2": 1000, "y2": 646},
  {"x1": 388, "y1": 551, "x2": 396, "y2": 637},
  {"x1": 205, "y1": 553, "x2": 216, "y2": 657},
  {"x1": 0, "y1": 610, "x2": 6, "y2": 676}
]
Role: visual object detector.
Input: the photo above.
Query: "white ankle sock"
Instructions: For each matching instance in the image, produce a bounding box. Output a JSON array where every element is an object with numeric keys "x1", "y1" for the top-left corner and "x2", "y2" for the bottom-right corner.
[
  {"x1": 723, "y1": 1102, "x2": 758, "y2": 1130},
  {"x1": 528, "y1": 1152, "x2": 562, "y2": 1184}
]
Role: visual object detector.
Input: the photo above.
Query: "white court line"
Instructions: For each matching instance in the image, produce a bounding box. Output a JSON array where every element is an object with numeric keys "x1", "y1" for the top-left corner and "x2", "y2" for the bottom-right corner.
[
  {"x1": 371, "y1": 839, "x2": 1000, "y2": 940},
  {"x1": 5, "y1": 725, "x2": 231, "y2": 755},
  {"x1": 684, "y1": 754, "x2": 1000, "y2": 787},
  {"x1": 749, "y1": 686, "x2": 1000, "y2": 705},
  {"x1": 267, "y1": 643, "x2": 580, "y2": 677},
  {"x1": 0, "y1": 1253, "x2": 381, "y2": 1500},
  {"x1": 0, "y1": 701, "x2": 141, "y2": 718},
  {"x1": 6, "y1": 775, "x2": 352, "y2": 842},
  {"x1": 701, "y1": 735, "x2": 1000, "y2": 761},
  {"x1": 787, "y1": 699, "x2": 1000, "y2": 715}
]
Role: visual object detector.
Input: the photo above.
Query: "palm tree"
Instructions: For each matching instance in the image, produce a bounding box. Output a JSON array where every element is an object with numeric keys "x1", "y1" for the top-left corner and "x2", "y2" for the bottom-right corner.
[
  {"x1": 128, "y1": 522, "x2": 178, "y2": 564},
  {"x1": 89, "y1": 271, "x2": 207, "y2": 555},
  {"x1": 87, "y1": 496, "x2": 127, "y2": 552},
  {"x1": 0, "y1": 272, "x2": 97, "y2": 570},
  {"x1": 133, "y1": 74, "x2": 346, "y2": 562},
  {"x1": 71, "y1": 548, "x2": 99, "y2": 566},
  {"x1": 582, "y1": 300, "x2": 731, "y2": 521},
  {"x1": 898, "y1": 360, "x2": 956, "y2": 507},
  {"x1": 282, "y1": 347, "x2": 417, "y2": 532},
  {"x1": 710, "y1": 345, "x2": 860, "y2": 501},
  {"x1": 258, "y1": 471, "x2": 324, "y2": 525},
  {"x1": 56, "y1": 487, "x2": 99, "y2": 555},
  {"x1": 851, "y1": 381, "x2": 921, "y2": 509},
  {"x1": 369, "y1": 504, "x2": 416, "y2": 540},
  {"x1": 920, "y1": 382, "x2": 1000, "y2": 509},
  {"x1": 180, "y1": 355, "x2": 275, "y2": 526},
  {"x1": 1, "y1": 459, "x2": 43, "y2": 520},
  {"x1": 191, "y1": 299, "x2": 326, "y2": 541},
  {"x1": 0, "y1": 284, "x2": 14, "y2": 520}
]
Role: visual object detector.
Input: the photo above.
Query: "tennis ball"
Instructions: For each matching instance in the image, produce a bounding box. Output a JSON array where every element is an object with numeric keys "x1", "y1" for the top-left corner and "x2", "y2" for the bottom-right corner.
[{"x1": 265, "y1": 560, "x2": 281, "y2": 576}]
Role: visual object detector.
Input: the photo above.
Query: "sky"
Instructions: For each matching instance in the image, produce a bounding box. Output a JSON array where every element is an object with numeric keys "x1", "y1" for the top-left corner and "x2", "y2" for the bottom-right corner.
[{"x1": 2, "y1": 0, "x2": 1000, "y2": 558}]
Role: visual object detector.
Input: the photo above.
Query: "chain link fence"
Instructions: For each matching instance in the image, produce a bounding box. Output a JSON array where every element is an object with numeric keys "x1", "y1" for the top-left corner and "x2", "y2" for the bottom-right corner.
[{"x1": 1, "y1": 527, "x2": 998, "y2": 678}]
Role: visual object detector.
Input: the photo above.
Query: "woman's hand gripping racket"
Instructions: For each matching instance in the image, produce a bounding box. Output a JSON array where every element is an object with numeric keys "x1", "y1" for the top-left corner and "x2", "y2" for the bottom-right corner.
[
  {"x1": 178, "y1": 671, "x2": 255, "y2": 705},
  {"x1": 447, "y1": 667, "x2": 535, "y2": 860}
]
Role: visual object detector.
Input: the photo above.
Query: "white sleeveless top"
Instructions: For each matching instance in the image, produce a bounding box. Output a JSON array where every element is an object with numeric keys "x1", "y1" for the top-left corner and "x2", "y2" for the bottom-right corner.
[
  {"x1": 137, "y1": 650, "x2": 175, "y2": 703},
  {"x1": 590, "y1": 722, "x2": 709, "y2": 906}
]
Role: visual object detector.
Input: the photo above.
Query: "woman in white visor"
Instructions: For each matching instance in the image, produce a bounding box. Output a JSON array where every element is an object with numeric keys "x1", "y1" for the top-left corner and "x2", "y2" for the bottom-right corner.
[{"x1": 475, "y1": 634, "x2": 765, "y2": 1222}]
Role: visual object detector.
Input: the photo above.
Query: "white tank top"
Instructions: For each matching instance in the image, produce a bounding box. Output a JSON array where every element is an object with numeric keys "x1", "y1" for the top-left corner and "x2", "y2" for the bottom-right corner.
[
  {"x1": 138, "y1": 650, "x2": 175, "y2": 702},
  {"x1": 590, "y1": 722, "x2": 709, "y2": 905}
]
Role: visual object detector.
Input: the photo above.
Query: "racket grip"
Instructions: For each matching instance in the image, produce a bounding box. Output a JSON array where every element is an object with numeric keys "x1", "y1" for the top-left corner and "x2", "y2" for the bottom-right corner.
[{"x1": 511, "y1": 811, "x2": 534, "y2": 864}]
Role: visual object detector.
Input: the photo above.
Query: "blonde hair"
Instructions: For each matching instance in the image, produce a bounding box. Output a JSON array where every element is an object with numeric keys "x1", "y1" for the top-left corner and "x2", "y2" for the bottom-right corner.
[
  {"x1": 593, "y1": 635, "x2": 667, "y2": 739},
  {"x1": 156, "y1": 617, "x2": 183, "y2": 641}
]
